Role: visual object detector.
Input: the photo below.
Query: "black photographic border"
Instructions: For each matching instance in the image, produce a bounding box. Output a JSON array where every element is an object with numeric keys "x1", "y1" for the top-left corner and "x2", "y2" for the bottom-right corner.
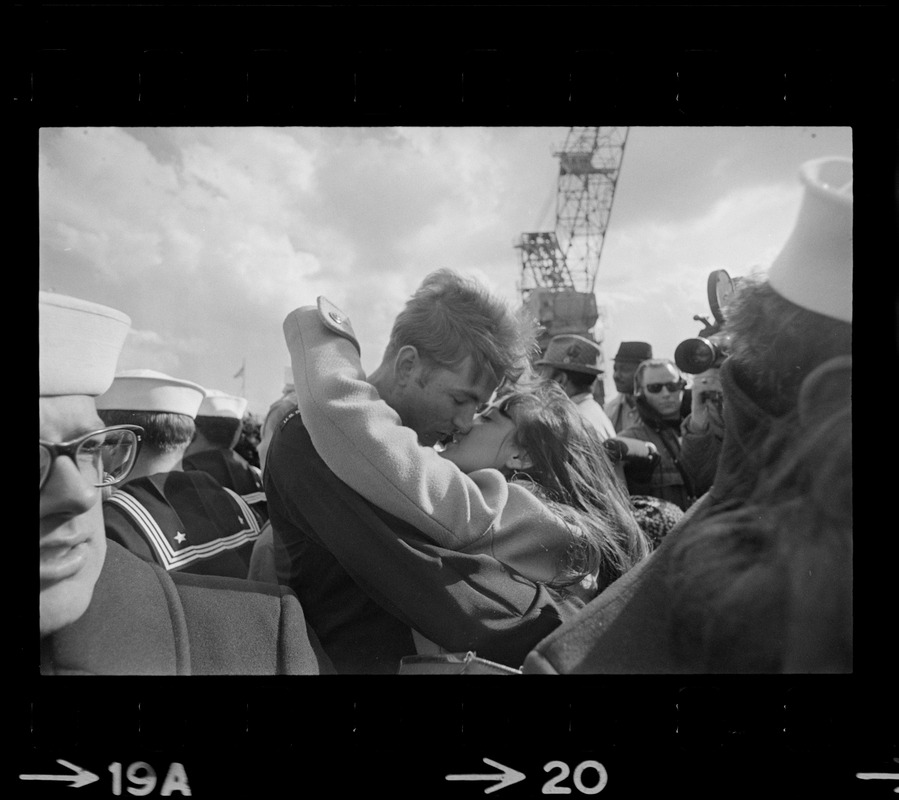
[{"x1": 17, "y1": 4, "x2": 897, "y2": 798}]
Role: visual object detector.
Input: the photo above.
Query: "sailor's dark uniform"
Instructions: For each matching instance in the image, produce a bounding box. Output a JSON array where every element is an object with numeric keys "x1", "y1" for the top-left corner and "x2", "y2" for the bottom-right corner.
[
  {"x1": 265, "y1": 299, "x2": 587, "y2": 674},
  {"x1": 103, "y1": 469, "x2": 261, "y2": 580},
  {"x1": 183, "y1": 447, "x2": 268, "y2": 525},
  {"x1": 41, "y1": 541, "x2": 333, "y2": 675}
]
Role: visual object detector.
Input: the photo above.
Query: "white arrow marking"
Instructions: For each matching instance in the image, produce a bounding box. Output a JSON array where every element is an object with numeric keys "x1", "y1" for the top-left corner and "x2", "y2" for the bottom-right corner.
[
  {"x1": 856, "y1": 773, "x2": 899, "y2": 793},
  {"x1": 19, "y1": 759, "x2": 100, "y2": 788},
  {"x1": 446, "y1": 757, "x2": 526, "y2": 794}
]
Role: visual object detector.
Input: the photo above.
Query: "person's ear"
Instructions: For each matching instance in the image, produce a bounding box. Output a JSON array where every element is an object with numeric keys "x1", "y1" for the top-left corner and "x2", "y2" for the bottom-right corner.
[
  {"x1": 393, "y1": 346, "x2": 420, "y2": 387},
  {"x1": 505, "y1": 452, "x2": 533, "y2": 471}
]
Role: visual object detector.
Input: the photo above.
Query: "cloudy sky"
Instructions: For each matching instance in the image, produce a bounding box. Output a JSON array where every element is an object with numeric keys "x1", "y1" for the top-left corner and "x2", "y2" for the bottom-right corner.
[{"x1": 39, "y1": 125, "x2": 852, "y2": 416}]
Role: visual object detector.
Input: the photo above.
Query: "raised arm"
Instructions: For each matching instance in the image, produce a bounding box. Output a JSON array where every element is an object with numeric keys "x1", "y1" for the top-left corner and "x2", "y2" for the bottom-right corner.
[
  {"x1": 283, "y1": 302, "x2": 557, "y2": 552},
  {"x1": 264, "y1": 417, "x2": 587, "y2": 667}
]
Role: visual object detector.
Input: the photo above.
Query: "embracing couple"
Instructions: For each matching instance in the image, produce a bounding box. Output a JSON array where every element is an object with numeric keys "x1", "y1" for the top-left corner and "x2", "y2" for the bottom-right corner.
[{"x1": 264, "y1": 269, "x2": 650, "y2": 674}]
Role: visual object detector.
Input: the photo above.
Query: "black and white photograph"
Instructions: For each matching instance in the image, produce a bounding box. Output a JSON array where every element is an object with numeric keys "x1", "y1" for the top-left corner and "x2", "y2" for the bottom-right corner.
[{"x1": 38, "y1": 124, "x2": 854, "y2": 676}]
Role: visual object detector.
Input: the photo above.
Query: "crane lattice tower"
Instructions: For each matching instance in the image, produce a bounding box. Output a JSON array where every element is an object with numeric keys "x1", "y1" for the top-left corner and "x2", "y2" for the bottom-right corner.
[
  {"x1": 517, "y1": 126, "x2": 628, "y2": 349},
  {"x1": 554, "y1": 126, "x2": 628, "y2": 296}
]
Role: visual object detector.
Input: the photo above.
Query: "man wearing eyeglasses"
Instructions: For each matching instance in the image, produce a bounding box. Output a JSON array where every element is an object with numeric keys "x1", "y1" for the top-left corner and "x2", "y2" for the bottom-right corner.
[
  {"x1": 39, "y1": 291, "x2": 331, "y2": 674},
  {"x1": 616, "y1": 358, "x2": 697, "y2": 512}
]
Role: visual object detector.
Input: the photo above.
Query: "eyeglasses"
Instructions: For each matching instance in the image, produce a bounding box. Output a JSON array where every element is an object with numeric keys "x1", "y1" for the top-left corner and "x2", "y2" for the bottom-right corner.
[
  {"x1": 39, "y1": 425, "x2": 143, "y2": 491},
  {"x1": 644, "y1": 381, "x2": 686, "y2": 394}
]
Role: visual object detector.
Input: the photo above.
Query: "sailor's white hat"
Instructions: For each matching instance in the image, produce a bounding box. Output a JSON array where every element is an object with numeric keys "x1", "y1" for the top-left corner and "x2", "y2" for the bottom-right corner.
[
  {"x1": 767, "y1": 156, "x2": 852, "y2": 323},
  {"x1": 196, "y1": 389, "x2": 247, "y2": 420},
  {"x1": 96, "y1": 369, "x2": 206, "y2": 417},
  {"x1": 39, "y1": 292, "x2": 131, "y2": 397}
]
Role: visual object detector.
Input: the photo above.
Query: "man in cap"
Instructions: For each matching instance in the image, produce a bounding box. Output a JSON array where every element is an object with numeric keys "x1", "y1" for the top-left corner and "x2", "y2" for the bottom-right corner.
[
  {"x1": 98, "y1": 371, "x2": 262, "y2": 580},
  {"x1": 266, "y1": 269, "x2": 587, "y2": 673},
  {"x1": 604, "y1": 341, "x2": 654, "y2": 433},
  {"x1": 523, "y1": 156, "x2": 853, "y2": 674},
  {"x1": 535, "y1": 334, "x2": 616, "y2": 441},
  {"x1": 183, "y1": 388, "x2": 268, "y2": 525},
  {"x1": 39, "y1": 291, "x2": 331, "y2": 674}
]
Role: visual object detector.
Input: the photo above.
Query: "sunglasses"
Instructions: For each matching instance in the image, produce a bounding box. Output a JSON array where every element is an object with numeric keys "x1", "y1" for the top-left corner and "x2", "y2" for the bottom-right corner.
[{"x1": 644, "y1": 381, "x2": 685, "y2": 394}]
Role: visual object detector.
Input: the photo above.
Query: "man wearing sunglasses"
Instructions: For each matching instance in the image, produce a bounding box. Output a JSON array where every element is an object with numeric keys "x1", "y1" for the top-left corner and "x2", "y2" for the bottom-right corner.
[
  {"x1": 616, "y1": 358, "x2": 698, "y2": 512},
  {"x1": 39, "y1": 291, "x2": 331, "y2": 674}
]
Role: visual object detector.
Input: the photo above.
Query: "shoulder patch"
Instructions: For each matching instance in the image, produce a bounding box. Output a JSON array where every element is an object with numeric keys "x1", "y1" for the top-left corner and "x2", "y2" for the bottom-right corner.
[
  {"x1": 317, "y1": 296, "x2": 361, "y2": 355},
  {"x1": 280, "y1": 407, "x2": 302, "y2": 430}
]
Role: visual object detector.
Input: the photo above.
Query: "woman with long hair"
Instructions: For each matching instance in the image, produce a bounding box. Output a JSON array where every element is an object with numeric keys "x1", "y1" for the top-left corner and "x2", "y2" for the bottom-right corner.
[
  {"x1": 666, "y1": 356, "x2": 852, "y2": 673},
  {"x1": 478, "y1": 381, "x2": 651, "y2": 594},
  {"x1": 286, "y1": 303, "x2": 650, "y2": 605}
]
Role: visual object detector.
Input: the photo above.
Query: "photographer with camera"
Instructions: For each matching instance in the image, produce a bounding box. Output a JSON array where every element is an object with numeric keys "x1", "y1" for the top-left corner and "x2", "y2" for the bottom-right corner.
[{"x1": 616, "y1": 358, "x2": 703, "y2": 512}]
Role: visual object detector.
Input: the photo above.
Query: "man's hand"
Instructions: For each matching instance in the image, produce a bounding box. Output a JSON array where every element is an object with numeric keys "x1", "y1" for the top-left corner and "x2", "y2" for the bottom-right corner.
[{"x1": 688, "y1": 369, "x2": 724, "y2": 432}]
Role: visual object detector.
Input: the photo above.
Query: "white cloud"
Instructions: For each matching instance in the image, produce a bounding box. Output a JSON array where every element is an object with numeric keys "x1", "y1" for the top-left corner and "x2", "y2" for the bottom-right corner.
[
  {"x1": 118, "y1": 327, "x2": 207, "y2": 377},
  {"x1": 39, "y1": 125, "x2": 852, "y2": 414}
]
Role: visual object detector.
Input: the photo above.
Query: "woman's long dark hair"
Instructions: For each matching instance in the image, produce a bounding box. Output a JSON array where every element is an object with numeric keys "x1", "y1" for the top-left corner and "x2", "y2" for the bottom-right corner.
[
  {"x1": 666, "y1": 358, "x2": 852, "y2": 672},
  {"x1": 496, "y1": 380, "x2": 651, "y2": 591},
  {"x1": 723, "y1": 276, "x2": 852, "y2": 417}
]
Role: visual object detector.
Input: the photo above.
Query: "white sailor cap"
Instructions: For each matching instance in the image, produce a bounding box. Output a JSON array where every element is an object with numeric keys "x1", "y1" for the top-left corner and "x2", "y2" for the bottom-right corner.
[
  {"x1": 197, "y1": 389, "x2": 247, "y2": 420},
  {"x1": 767, "y1": 156, "x2": 852, "y2": 323},
  {"x1": 40, "y1": 292, "x2": 132, "y2": 397},
  {"x1": 96, "y1": 369, "x2": 206, "y2": 417}
]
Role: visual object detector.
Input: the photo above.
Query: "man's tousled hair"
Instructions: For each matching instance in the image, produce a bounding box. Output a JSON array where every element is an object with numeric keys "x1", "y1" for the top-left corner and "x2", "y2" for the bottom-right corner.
[{"x1": 386, "y1": 269, "x2": 536, "y2": 386}]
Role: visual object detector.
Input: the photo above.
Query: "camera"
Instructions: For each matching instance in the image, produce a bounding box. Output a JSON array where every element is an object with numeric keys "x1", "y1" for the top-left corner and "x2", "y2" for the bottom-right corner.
[
  {"x1": 698, "y1": 389, "x2": 724, "y2": 405},
  {"x1": 674, "y1": 269, "x2": 737, "y2": 375},
  {"x1": 675, "y1": 333, "x2": 732, "y2": 374},
  {"x1": 697, "y1": 389, "x2": 725, "y2": 418}
]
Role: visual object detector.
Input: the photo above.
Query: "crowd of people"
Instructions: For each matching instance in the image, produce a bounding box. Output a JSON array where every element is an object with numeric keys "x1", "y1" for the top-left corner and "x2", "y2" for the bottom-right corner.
[{"x1": 39, "y1": 155, "x2": 852, "y2": 675}]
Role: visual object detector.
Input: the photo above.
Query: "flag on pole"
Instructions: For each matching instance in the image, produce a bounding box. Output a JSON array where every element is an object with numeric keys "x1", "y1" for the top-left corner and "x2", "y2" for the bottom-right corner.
[{"x1": 233, "y1": 360, "x2": 245, "y2": 379}]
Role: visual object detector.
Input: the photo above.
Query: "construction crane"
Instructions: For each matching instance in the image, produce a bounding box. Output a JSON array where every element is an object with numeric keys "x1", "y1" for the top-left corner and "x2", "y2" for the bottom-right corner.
[{"x1": 516, "y1": 127, "x2": 628, "y2": 360}]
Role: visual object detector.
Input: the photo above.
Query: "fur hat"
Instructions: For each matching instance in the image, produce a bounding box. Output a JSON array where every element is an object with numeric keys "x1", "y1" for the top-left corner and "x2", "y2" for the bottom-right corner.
[{"x1": 630, "y1": 495, "x2": 685, "y2": 549}]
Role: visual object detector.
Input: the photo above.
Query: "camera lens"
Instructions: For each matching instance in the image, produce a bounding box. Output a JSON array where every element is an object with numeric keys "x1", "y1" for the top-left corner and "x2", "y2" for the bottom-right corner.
[{"x1": 675, "y1": 338, "x2": 716, "y2": 374}]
